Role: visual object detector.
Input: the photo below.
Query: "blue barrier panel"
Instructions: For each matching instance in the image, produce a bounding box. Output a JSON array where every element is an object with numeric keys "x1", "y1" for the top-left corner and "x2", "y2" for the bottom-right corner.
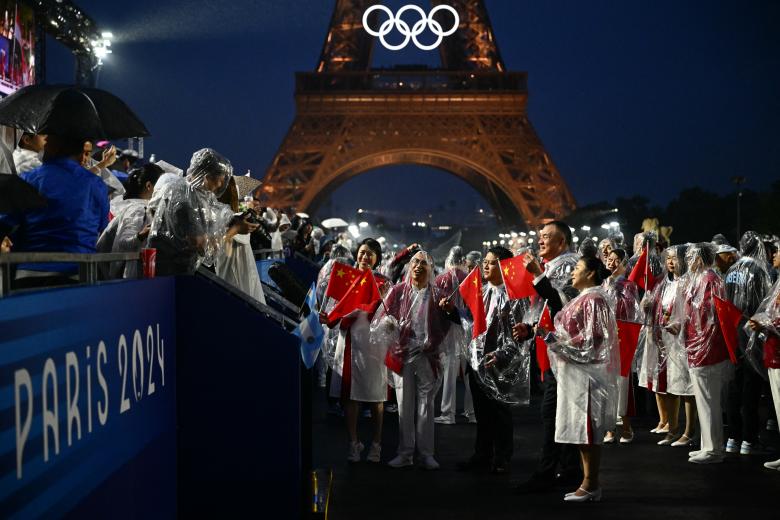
[
  {"x1": 0, "y1": 278, "x2": 178, "y2": 518},
  {"x1": 175, "y1": 275, "x2": 301, "y2": 517}
]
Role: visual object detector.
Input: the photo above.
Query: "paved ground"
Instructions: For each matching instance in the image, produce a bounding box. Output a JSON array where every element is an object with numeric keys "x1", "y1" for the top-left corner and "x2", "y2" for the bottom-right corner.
[{"x1": 312, "y1": 379, "x2": 779, "y2": 520}]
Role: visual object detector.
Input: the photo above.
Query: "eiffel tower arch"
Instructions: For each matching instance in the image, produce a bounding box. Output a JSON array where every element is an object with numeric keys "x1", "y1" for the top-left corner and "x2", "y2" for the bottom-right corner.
[{"x1": 259, "y1": 0, "x2": 576, "y2": 228}]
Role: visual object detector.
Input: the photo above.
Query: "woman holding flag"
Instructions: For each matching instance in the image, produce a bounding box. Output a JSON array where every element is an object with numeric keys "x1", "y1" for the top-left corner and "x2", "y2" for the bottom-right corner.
[
  {"x1": 321, "y1": 238, "x2": 390, "y2": 463},
  {"x1": 602, "y1": 248, "x2": 641, "y2": 444},
  {"x1": 539, "y1": 255, "x2": 619, "y2": 502}
]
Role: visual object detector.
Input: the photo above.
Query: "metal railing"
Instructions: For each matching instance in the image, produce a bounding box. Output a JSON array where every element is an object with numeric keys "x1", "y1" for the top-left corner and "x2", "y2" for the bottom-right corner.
[
  {"x1": 0, "y1": 251, "x2": 140, "y2": 297},
  {"x1": 296, "y1": 70, "x2": 528, "y2": 94}
]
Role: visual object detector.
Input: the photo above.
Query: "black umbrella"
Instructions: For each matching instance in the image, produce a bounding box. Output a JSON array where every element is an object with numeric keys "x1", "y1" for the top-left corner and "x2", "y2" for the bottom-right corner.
[
  {"x1": 0, "y1": 174, "x2": 47, "y2": 213},
  {"x1": 0, "y1": 84, "x2": 150, "y2": 141}
]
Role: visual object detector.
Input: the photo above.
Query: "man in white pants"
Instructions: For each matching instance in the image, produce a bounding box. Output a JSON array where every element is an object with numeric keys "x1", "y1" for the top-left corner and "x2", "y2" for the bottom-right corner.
[{"x1": 675, "y1": 243, "x2": 734, "y2": 464}]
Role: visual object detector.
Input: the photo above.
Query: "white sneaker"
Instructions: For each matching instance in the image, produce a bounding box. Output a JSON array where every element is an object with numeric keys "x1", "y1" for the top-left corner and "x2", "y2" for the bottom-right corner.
[
  {"x1": 434, "y1": 415, "x2": 455, "y2": 425},
  {"x1": 347, "y1": 441, "x2": 364, "y2": 463},
  {"x1": 739, "y1": 440, "x2": 766, "y2": 455},
  {"x1": 689, "y1": 451, "x2": 725, "y2": 464},
  {"x1": 603, "y1": 431, "x2": 616, "y2": 444},
  {"x1": 688, "y1": 449, "x2": 703, "y2": 458},
  {"x1": 366, "y1": 442, "x2": 381, "y2": 463},
  {"x1": 763, "y1": 459, "x2": 780, "y2": 470},
  {"x1": 418, "y1": 455, "x2": 440, "y2": 470},
  {"x1": 725, "y1": 438, "x2": 739, "y2": 453},
  {"x1": 387, "y1": 454, "x2": 413, "y2": 468}
]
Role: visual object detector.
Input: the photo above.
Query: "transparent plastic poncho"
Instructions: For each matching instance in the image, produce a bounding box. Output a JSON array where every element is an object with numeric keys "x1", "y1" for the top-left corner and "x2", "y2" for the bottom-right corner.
[
  {"x1": 434, "y1": 252, "x2": 468, "y2": 359},
  {"x1": 545, "y1": 286, "x2": 620, "y2": 440},
  {"x1": 522, "y1": 251, "x2": 578, "y2": 325},
  {"x1": 466, "y1": 283, "x2": 530, "y2": 405},
  {"x1": 658, "y1": 245, "x2": 694, "y2": 393},
  {"x1": 147, "y1": 149, "x2": 235, "y2": 275},
  {"x1": 370, "y1": 252, "x2": 450, "y2": 394},
  {"x1": 673, "y1": 243, "x2": 732, "y2": 369},
  {"x1": 724, "y1": 231, "x2": 773, "y2": 317},
  {"x1": 744, "y1": 277, "x2": 780, "y2": 378}
]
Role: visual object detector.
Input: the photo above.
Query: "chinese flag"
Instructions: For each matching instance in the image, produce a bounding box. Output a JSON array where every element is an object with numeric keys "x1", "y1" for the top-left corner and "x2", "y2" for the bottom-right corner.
[
  {"x1": 628, "y1": 243, "x2": 658, "y2": 292},
  {"x1": 325, "y1": 262, "x2": 362, "y2": 301},
  {"x1": 714, "y1": 295, "x2": 743, "y2": 364},
  {"x1": 459, "y1": 267, "x2": 487, "y2": 338},
  {"x1": 535, "y1": 337, "x2": 551, "y2": 379},
  {"x1": 327, "y1": 269, "x2": 382, "y2": 322},
  {"x1": 617, "y1": 320, "x2": 642, "y2": 377},
  {"x1": 499, "y1": 255, "x2": 536, "y2": 300},
  {"x1": 538, "y1": 303, "x2": 553, "y2": 331}
]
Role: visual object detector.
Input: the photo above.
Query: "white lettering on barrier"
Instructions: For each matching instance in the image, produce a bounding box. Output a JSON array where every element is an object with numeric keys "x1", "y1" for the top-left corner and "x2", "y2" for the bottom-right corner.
[
  {"x1": 14, "y1": 369, "x2": 33, "y2": 479},
  {"x1": 12, "y1": 324, "x2": 167, "y2": 480}
]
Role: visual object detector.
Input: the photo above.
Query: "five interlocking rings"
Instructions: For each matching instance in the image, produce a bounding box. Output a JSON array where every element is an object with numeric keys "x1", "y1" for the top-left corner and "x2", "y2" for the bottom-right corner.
[{"x1": 362, "y1": 4, "x2": 460, "y2": 51}]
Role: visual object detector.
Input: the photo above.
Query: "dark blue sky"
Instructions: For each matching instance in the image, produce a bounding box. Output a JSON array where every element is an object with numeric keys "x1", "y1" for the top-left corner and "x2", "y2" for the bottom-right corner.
[{"x1": 46, "y1": 0, "x2": 780, "y2": 220}]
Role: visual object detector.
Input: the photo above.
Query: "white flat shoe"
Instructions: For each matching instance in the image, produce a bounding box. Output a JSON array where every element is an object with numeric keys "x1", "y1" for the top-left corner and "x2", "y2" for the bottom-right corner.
[
  {"x1": 671, "y1": 435, "x2": 694, "y2": 447},
  {"x1": 563, "y1": 488, "x2": 602, "y2": 502},
  {"x1": 764, "y1": 459, "x2": 780, "y2": 470}
]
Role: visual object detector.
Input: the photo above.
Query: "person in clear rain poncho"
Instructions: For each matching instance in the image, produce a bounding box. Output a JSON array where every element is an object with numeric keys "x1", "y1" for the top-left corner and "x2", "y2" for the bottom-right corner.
[
  {"x1": 676, "y1": 243, "x2": 733, "y2": 464},
  {"x1": 320, "y1": 238, "x2": 391, "y2": 463},
  {"x1": 96, "y1": 163, "x2": 164, "y2": 279},
  {"x1": 724, "y1": 231, "x2": 773, "y2": 455},
  {"x1": 655, "y1": 245, "x2": 698, "y2": 448},
  {"x1": 540, "y1": 255, "x2": 619, "y2": 502},
  {"x1": 513, "y1": 221, "x2": 582, "y2": 493},
  {"x1": 746, "y1": 277, "x2": 780, "y2": 470},
  {"x1": 371, "y1": 250, "x2": 457, "y2": 470},
  {"x1": 433, "y1": 246, "x2": 475, "y2": 425},
  {"x1": 601, "y1": 248, "x2": 641, "y2": 444},
  {"x1": 147, "y1": 148, "x2": 258, "y2": 276},
  {"x1": 452, "y1": 246, "x2": 529, "y2": 475},
  {"x1": 627, "y1": 231, "x2": 664, "y2": 296}
]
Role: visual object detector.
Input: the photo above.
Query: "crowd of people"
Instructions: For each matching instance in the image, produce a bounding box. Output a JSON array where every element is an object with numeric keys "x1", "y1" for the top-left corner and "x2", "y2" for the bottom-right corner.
[
  {"x1": 1, "y1": 128, "x2": 779, "y2": 504},
  {"x1": 311, "y1": 222, "x2": 780, "y2": 503},
  {"x1": 0, "y1": 132, "x2": 328, "y2": 300}
]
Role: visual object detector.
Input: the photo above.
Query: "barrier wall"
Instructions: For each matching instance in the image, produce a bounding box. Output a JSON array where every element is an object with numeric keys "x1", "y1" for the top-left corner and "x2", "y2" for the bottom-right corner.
[{"x1": 0, "y1": 276, "x2": 301, "y2": 518}]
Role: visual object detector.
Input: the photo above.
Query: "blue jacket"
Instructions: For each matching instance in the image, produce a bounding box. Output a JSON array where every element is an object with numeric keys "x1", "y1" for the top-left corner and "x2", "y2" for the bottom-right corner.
[{"x1": 0, "y1": 158, "x2": 109, "y2": 273}]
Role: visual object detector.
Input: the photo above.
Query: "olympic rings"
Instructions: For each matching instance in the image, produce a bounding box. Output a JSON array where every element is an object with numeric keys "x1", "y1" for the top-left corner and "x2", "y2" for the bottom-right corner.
[{"x1": 362, "y1": 4, "x2": 460, "y2": 51}]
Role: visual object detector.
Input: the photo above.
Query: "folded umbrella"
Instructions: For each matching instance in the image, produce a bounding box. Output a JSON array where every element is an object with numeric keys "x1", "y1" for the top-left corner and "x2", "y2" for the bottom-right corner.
[
  {"x1": 0, "y1": 84, "x2": 149, "y2": 141},
  {"x1": 0, "y1": 174, "x2": 47, "y2": 213}
]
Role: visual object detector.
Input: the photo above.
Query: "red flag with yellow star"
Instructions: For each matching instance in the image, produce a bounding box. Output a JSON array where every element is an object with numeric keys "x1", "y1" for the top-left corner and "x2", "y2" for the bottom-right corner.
[
  {"x1": 458, "y1": 267, "x2": 487, "y2": 338},
  {"x1": 327, "y1": 269, "x2": 382, "y2": 322},
  {"x1": 325, "y1": 262, "x2": 362, "y2": 301},
  {"x1": 499, "y1": 255, "x2": 536, "y2": 300}
]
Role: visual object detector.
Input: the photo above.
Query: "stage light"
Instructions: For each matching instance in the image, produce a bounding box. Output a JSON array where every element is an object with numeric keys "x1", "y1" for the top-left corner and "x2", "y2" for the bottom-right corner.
[
  {"x1": 359, "y1": 221, "x2": 369, "y2": 228},
  {"x1": 348, "y1": 224, "x2": 360, "y2": 238},
  {"x1": 609, "y1": 221, "x2": 619, "y2": 228},
  {"x1": 581, "y1": 225, "x2": 591, "y2": 231}
]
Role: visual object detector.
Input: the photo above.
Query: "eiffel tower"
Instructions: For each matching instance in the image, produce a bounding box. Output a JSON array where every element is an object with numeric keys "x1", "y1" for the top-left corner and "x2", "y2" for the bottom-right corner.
[{"x1": 259, "y1": 0, "x2": 576, "y2": 228}]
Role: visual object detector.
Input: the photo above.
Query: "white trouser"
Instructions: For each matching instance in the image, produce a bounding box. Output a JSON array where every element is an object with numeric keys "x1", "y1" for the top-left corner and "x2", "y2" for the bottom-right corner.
[
  {"x1": 395, "y1": 356, "x2": 436, "y2": 458},
  {"x1": 770, "y1": 368, "x2": 780, "y2": 428},
  {"x1": 690, "y1": 361, "x2": 730, "y2": 453},
  {"x1": 438, "y1": 349, "x2": 459, "y2": 418}
]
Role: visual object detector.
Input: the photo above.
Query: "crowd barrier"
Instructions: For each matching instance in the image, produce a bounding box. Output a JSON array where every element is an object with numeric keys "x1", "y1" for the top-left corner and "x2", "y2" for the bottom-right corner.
[{"x1": 0, "y1": 273, "x2": 303, "y2": 518}]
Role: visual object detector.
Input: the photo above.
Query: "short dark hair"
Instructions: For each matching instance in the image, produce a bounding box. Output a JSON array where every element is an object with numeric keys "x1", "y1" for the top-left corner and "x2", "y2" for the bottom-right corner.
[
  {"x1": 579, "y1": 255, "x2": 610, "y2": 285},
  {"x1": 358, "y1": 238, "x2": 383, "y2": 269},
  {"x1": 487, "y1": 245, "x2": 513, "y2": 262},
  {"x1": 546, "y1": 220, "x2": 572, "y2": 249},
  {"x1": 609, "y1": 248, "x2": 627, "y2": 262}
]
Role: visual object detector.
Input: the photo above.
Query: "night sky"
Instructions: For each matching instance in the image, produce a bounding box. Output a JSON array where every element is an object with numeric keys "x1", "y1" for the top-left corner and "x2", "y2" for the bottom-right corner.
[{"x1": 45, "y1": 0, "x2": 780, "y2": 222}]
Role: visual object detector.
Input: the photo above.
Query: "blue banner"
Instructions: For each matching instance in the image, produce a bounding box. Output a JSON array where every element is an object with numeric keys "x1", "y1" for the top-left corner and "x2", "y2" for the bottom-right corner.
[{"x1": 0, "y1": 279, "x2": 177, "y2": 518}]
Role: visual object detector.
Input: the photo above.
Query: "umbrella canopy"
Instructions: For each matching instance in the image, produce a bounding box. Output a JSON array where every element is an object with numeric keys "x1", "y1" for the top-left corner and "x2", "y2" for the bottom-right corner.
[
  {"x1": 321, "y1": 217, "x2": 349, "y2": 229},
  {"x1": 234, "y1": 174, "x2": 262, "y2": 198},
  {"x1": 0, "y1": 174, "x2": 47, "y2": 213},
  {"x1": 0, "y1": 84, "x2": 149, "y2": 141}
]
